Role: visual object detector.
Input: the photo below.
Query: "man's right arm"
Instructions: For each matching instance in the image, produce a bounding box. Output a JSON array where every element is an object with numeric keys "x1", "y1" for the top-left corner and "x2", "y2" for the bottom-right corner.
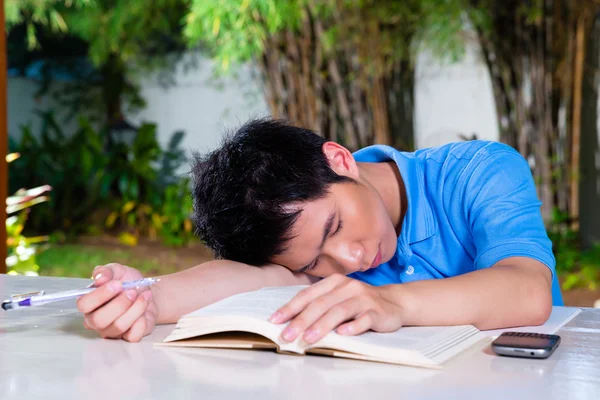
[
  {"x1": 77, "y1": 260, "x2": 316, "y2": 342},
  {"x1": 152, "y1": 260, "x2": 317, "y2": 324}
]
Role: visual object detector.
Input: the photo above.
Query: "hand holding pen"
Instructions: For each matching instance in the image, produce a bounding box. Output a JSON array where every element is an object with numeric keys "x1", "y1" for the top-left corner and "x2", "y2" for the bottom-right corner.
[
  {"x1": 2, "y1": 263, "x2": 160, "y2": 342},
  {"x1": 70, "y1": 263, "x2": 161, "y2": 342},
  {"x1": 2, "y1": 263, "x2": 157, "y2": 342},
  {"x1": 2, "y1": 277, "x2": 159, "y2": 310}
]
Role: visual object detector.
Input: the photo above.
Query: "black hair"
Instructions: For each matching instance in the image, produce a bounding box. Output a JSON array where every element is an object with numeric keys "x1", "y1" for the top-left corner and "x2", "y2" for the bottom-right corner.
[{"x1": 190, "y1": 118, "x2": 353, "y2": 266}]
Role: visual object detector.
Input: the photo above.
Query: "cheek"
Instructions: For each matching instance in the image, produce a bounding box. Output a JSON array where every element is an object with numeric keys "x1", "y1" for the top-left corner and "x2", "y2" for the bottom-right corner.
[
  {"x1": 370, "y1": 196, "x2": 398, "y2": 261},
  {"x1": 383, "y1": 224, "x2": 398, "y2": 261}
]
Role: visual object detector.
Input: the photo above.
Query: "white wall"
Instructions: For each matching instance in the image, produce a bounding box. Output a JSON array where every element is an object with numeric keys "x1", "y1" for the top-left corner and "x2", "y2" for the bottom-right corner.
[
  {"x1": 8, "y1": 47, "x2": 500, "y2": 154},
  {"x1": 127, "y1": 53, "x2": 269, "y2": 156},
  {"x1": 7, "y1": 78, "x2": 80, "y2": 140},
  {"x1": 414, "y1": 45, "x2": 500, "y2": 148},
  {"x1": 7, "y1": 53, "x2": 270, "y2": 156}
]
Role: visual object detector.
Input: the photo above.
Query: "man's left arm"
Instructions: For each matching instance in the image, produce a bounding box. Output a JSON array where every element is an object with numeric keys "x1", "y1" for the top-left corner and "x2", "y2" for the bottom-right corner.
[
  {"x1": 394, "y1": 144, "x2": 555, "y2": 329},
  {"x1": 269, "y1": 256, "x2": 552, "y2": 344},
  {"x1": 384, "y1": 256, "x2": 552, "y2": 330}
]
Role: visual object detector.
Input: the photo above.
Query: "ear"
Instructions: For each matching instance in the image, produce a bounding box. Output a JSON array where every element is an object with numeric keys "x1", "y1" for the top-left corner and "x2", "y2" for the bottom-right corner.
[{"x1": 322, "y1": 142, "x2": 360, "y2": 178}]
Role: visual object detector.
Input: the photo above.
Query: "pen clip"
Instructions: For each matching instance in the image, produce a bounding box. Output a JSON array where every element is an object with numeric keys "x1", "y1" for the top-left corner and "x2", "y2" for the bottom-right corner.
[{"x1": 11, "y1": 291, "x2": 45, "y2": 301}]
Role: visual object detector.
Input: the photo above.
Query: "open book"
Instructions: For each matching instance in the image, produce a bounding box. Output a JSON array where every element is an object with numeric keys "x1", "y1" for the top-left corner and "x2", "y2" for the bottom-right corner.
[{"x1": 157, "y1": 286, "x2": 487, "y2": 369}]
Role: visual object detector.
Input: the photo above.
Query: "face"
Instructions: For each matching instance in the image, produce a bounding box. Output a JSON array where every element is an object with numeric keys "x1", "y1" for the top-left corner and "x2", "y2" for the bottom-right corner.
[{"x1": 270, "y1": 143, "x2": 398, "y2": 277}]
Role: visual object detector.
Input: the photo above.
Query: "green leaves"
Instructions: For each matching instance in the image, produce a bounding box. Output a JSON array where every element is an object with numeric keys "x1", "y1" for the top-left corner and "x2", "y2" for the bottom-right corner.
[
  {"x1": 415, "y1": 0, "x2": 467, "y2": 62},
  {"x1": 9, "y1": 111, "x2": 188, "y2": 237},
  {"x1": 549, "y1": 208, "x2": 600, "y2": 291},
  {"x1": 8, "y1": 0, "x2": 475, "y2": 80},
  {"x1": 5, "y1": 0, "x2": 89, "y2": 49},
  {"x1": 8, "y1": 0, "x2": 187, "y2": 66},
  {"x1": 184, "y1": 0, "x2": 303, "y2": 69}
]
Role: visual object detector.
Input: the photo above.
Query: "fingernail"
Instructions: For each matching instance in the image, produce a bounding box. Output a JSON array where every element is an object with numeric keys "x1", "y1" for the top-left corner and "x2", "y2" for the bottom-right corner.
[
  {"x1": 269, "y1": 311, "x2": 283, "y2": 323},
  {"x1": 304, "y1": 329, "x2": 319, "y2": 343},
  {"x1": 125, "y1": 290, "x2": 137, "y2": 301},
  {"x1": 107, "y1": 281, "x2": 122, "y2": 293},
  {"x1": 142, "y1": 291, "x2": 153, "y2": 301},
  {"x1": 93, "y1": 273, "x2": 103, "y2": 281},
  {"x1": 281, "y1": 327, "x2": 297, "y2": 342}
]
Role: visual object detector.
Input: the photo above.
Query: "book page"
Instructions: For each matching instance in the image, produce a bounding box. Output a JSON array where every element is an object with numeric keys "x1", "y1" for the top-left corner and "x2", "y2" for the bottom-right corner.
[
  {"x1": 165, "y1": 286, "x2": 309, "y2": 352},
  {"x1": 184, "y1": 285, "x2": 308, "y2": 320},
  {"x1": 315, "y1": 325, "x2": 469, "y2": 352},
  {"x1": 312, "y1": 325, "x2": 483, "y2": 367}
]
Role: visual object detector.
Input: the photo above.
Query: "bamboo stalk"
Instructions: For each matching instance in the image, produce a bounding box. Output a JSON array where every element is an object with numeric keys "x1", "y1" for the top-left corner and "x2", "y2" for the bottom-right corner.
[
  {"x1": 284, "y1": 30, "x2": 300, "y2": 123},
  {"x1": 314, "y1": 17, "x2": 358, "y2": 149},
  {"x1": 265, "y1": 37, "x2": 287, "y2": 118},
  {"x1": 327, "y1": 57, "x2": 358, "y2": 149},
  {"x1": 256, "y1": 55, "x2": 279, "y2": 117},
  {"x1": 329, "y1": 93, "x2": 338, "y2": 142},
  {"x1": 558, "y1": 5, "x2": 575, "y2": 214},
  {"x1": 570, "y1": 16, "x2": 586, "y2": 230},
  {"x1": 333, "y1": 3, "x2": 370, "y2": 147},
  {"x1": 310, "y1": 12, "x2": 324, "y2": 135},
  {"x1": 474, "y1": 25, "x2": 517, "y2": 147},
  {"x1": 515, "y1": 8, "x2": 528, "y2": 157},
  {"x1": 299, "y1": 11, "x2": 315, "y2": 129},
  {"x1": 371, "y1": 77, "x2": 392, "y2": 145},
  {"x1": 536, "y1": 0, "x2": 553, "y2": 222}
]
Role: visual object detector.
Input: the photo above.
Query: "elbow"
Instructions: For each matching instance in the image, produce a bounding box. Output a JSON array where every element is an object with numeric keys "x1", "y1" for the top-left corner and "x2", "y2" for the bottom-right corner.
[
  {"x1": 527, "y1": 286, "x2": 553, "y2": 326},
  {"x1": 514, "y1": 261, "x2": 554, "y2": 326}
]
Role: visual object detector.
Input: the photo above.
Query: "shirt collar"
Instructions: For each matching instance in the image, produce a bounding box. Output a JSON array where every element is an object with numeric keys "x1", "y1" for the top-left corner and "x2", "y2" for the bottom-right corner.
[{"x1": 353, "y1": 145, "x2": 437, "y2": 244}]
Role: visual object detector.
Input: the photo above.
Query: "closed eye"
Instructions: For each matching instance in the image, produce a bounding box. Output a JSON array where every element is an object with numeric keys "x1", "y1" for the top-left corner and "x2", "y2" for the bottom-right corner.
[
  {"x1": 332, "y1": 218, "x2": 343, "y2": 236},
  {"x1": 298, "y1": 258, "x2": 318, "y2": 273},
  {"x1": 297, "y1": 214, "x2": 342, "y2": 274}
]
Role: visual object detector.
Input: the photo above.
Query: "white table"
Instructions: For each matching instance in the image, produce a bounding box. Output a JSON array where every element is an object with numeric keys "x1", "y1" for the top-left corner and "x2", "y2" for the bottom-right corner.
[{"x1": 1, "y1": 275, "x2": 599, "y2": 400}]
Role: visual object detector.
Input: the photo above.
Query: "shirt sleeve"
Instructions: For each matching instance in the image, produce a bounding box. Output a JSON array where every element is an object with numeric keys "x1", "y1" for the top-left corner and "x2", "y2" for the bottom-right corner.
[{"x1": 461, "y1": 143, "x2": 556, "y2": 279}]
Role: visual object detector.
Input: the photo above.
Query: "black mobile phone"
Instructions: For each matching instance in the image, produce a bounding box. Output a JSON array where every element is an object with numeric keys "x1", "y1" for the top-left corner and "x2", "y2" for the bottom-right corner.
[{"x1": 491, "y1": 332, "x2": 561, "y2": 359}]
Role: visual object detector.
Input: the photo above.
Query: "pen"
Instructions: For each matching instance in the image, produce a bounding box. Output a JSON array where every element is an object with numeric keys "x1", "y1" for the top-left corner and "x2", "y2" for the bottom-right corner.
[{"x1": 1, "y1": 277, "x2": 160, "y2": 311}]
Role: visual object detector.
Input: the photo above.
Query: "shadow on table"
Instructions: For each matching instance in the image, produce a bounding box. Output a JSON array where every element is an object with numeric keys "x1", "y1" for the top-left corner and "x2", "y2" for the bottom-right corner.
[{"x1": 155, "y1": 345, "x2": 438, "y2": 399}]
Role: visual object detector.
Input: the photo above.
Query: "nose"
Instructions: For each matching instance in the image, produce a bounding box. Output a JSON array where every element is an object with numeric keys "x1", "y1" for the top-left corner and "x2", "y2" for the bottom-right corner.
[{"x1": 327, "y1": 241, "x2": 365, "y2": 273}]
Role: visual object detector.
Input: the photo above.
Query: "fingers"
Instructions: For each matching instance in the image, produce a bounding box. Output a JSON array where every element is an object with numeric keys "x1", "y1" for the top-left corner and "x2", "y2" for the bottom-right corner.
[
  {"x1": 269, "y1": 274, "x2": 347, "y2": 324},
  {"x1": 83, "y1": 289, "x2": 136, "y2": 331},
  {"x1": 80, "y1": 262, "x2": 154, "y2": 341},
  {"x1": 272, "y1": 277, "x2": 404, "y2": 344},
  {"x1": 301, "y1": 297, "x2": 364, "y2": 343},
  {"x1": 78, "y1": 262, "x2": 134, "y2": 315},
  {"x1": 122, "y1": 315, "x2": 148, "y2": 343},
  {"x1": 279, "y1": 290, "x2": 354, "y2": 342},
  {"x1": 99, "y1": 292, "x2": 150, "y2": 338},
  {"x1": 336, "y1": 311, "x2": 378, "y2": 336},
  {"x1": 77, "y1": 280, "x2": 123, "y2": 314}
]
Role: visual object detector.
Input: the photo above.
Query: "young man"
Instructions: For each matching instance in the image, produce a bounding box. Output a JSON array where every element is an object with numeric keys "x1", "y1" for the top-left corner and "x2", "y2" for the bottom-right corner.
[{"x1": 78, "y1": 119, "x2": 560, "y2": 343}]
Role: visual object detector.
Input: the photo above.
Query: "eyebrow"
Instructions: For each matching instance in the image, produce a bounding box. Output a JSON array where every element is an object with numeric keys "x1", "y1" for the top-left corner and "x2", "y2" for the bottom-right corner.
[{"x1": 297, "y1": 211, "x2": 336, "y2": 273}]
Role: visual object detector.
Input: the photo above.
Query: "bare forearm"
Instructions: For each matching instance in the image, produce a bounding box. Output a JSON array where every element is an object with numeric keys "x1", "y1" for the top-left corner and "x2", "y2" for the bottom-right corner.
[
  {"x1": 152, "y1": 260, "x2": 315, "y2": 324},
  {"x1": 386, "y1": 258, "x2": 553, "y2": 330}
]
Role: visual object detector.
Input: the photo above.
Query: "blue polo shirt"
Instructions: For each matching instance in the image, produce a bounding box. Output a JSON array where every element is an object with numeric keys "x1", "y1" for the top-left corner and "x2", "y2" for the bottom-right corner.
[{"x1": 349, "y1": 141, "x2": 563, "y2": 306}]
